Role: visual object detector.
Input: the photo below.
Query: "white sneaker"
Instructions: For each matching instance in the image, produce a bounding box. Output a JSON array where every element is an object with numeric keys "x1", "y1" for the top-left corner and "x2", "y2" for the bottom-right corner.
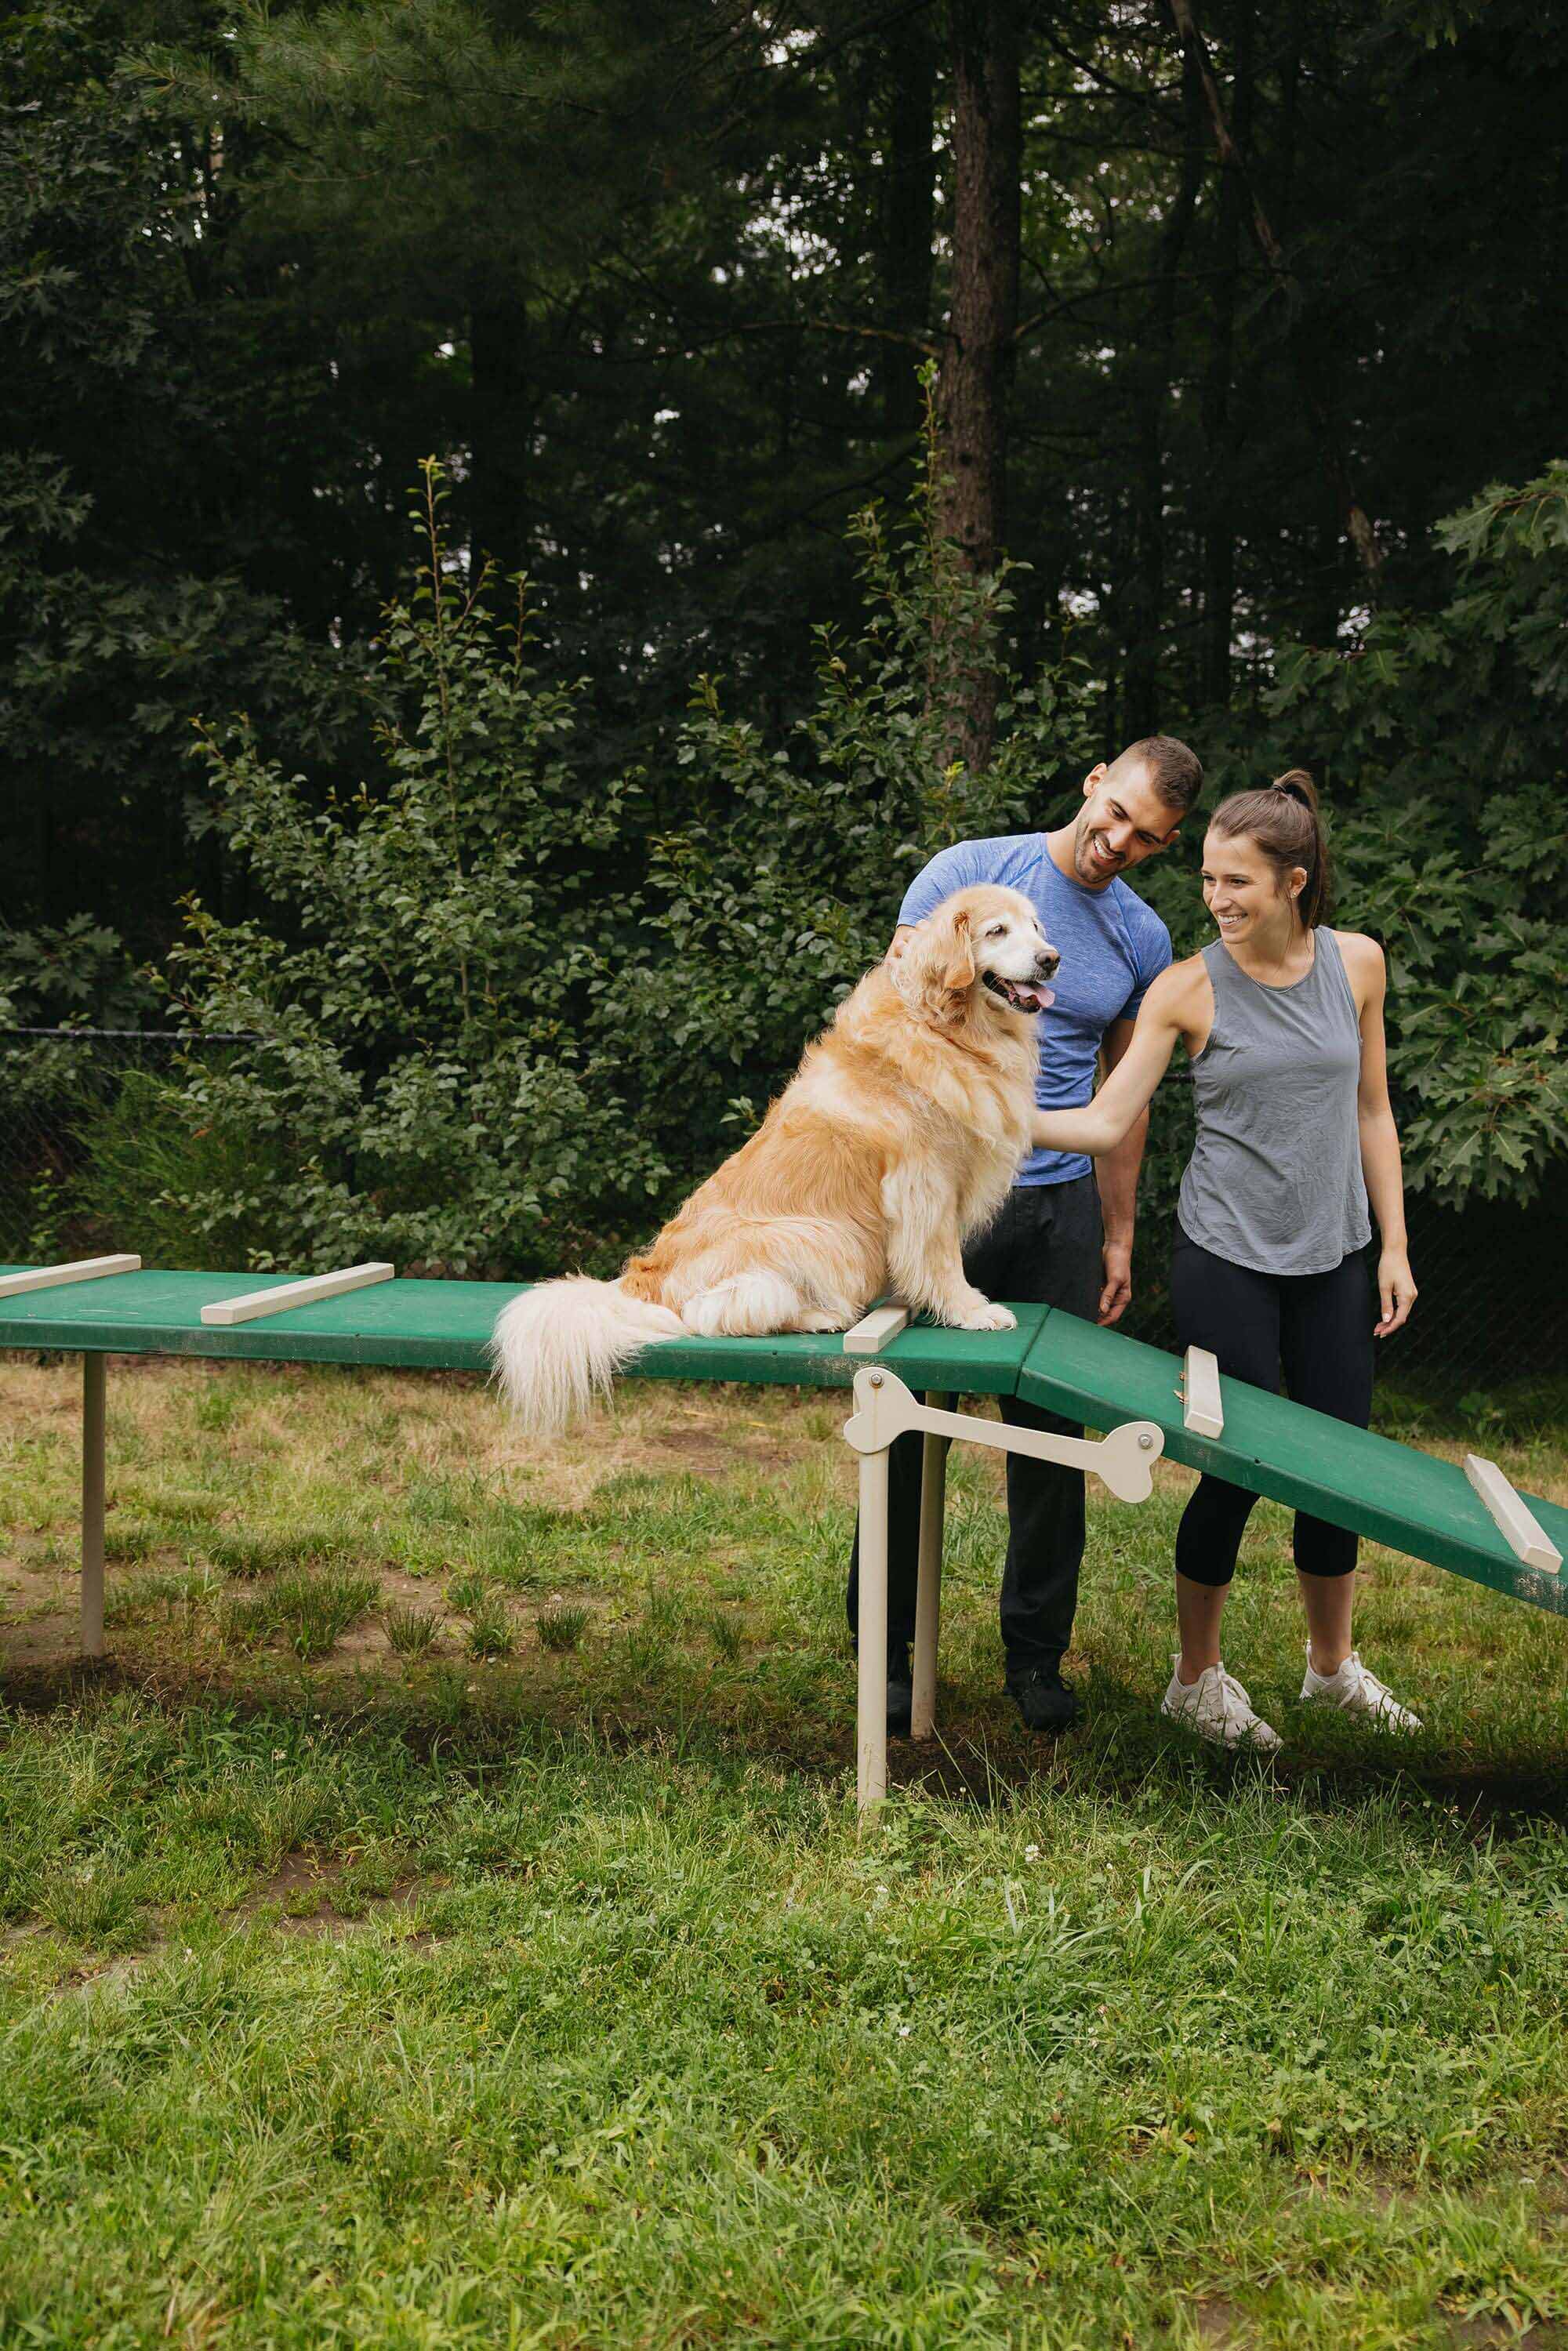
[
  {"x1": 1299, "y1": 1647, "x2": 1422, "y2": 1733},
  {"x1": 1160, "y1": 1658, "x2": 1282, "y2": 1753}
]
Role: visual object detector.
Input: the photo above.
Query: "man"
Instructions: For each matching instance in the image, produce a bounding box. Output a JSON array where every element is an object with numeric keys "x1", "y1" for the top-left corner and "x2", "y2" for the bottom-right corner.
[{"x1": 847, "y1": 733, "x2": 1203, "y2": 1734}]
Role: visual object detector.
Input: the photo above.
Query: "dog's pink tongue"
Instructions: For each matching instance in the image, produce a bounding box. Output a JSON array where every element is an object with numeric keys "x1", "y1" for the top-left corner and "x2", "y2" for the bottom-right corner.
[{"x1": 1022, "y1": 985, "x2": 1055, "y2": 1011}]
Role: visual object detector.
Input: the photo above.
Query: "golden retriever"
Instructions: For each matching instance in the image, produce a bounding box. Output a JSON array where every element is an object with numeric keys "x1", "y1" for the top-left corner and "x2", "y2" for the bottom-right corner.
[{"x1": 490, "y1": 884, "x2": 1059, "y2": 1432}]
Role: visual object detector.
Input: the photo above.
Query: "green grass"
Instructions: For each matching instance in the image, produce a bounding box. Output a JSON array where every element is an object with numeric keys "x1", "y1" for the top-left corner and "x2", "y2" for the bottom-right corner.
[
  {"x1": 1, "y1": 1358, "x2": 1566, "y2": 2347},
  {"x1": 536, "y1": 1600, "x2": 591, "y2": 1653},
  {"x1": 382, "y1": 1601, "x2": 444, "y2": 1660},
  {"x1": 221, "y1": 1566, "x2": 380, "y2": 1660}
]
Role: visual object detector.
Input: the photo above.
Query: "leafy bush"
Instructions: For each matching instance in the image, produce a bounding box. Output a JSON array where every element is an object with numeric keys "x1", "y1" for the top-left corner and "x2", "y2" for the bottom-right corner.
[
  {"x1": 0, "y1": 916, "x2": 158, "y2": 1031},
  {"x1": 147, "y1": 448, "x2": 1566, "y2": 1285},
  {"x1": 69, "y1": 1067, "x2": 294, "y2": 1271},
  {"x1": 169, "y1": 466, "x2": 677, "y2": 1275},
  {"x1": 623, "y1": 430, "x2": 1099, "y2": 1159},
  {"x1": 165, "y1": 444, "x2": 1097, "y2": 1276},
  {"x1": 0, "y1": 921, "x2": 166, "y2": 1257},
  {"x1": 1193, "y1": 463, "x2": 1568, "y2": 1206}
]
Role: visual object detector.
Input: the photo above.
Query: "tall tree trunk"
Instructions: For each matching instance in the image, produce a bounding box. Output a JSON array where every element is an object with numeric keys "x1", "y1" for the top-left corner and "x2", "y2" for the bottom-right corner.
[
  {"x1": 880, "y1": 19, "x2": 937, "y2": 441},
  {"x1": 932, "y1": 0, "x2": 1021, "y2": 773},
  {"x1": 1200, "y1": 0, "x2": 1254, "y2": 708},
  {"x1": 1168, "y1": 0, "x2": 1382, "y2": 593},
  {"x1": 1122, "y1": 41, "x2": 1204, "y2": 739},
  {"x1": 469, "y1": 297, "x2": 531, "y2": 577},
  {"x1": 1272, "y1": 0, "x2": 1338, "y2": 646}
]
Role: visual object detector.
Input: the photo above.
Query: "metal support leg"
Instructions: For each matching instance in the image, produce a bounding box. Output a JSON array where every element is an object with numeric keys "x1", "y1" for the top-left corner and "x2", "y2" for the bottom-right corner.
[
  {"x1": 82, "y1": 1352, "x2": 106, "y2": 1658},
  {"x1": 856, "y1": 1441, "x2": 891, "y2": 1815},
  {"x1": 845, "y1": 1370, "x2": 1164, "y2": 1808},
  {"x1": 911, "y1": 1393, "x2": 952, "y2": 1740}
]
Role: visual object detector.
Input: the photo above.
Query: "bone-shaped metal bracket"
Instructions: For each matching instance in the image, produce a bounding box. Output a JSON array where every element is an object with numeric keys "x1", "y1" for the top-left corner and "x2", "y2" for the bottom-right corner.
[{"x1": 842, "y1": 1367, "x2": 1163, "y2": 1504}]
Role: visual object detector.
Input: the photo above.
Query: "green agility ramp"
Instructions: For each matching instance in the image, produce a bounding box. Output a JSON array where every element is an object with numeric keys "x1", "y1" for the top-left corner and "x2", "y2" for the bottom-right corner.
[
  {"x1": 2, "y1": 1258, "x2": 1562, "y2": 1812},
  {"x1": 0, "y1": 1267, "x2": 1047, "y2": 1392},
  {"x1": 1017, "y1": 1312, "x2": 1568, "y2": 1620}
]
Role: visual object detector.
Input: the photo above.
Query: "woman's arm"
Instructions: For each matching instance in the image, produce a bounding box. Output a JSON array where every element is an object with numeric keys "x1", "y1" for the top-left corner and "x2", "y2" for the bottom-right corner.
[
  {"x1": 1344, "y1": 933, "x2": 1417, "y2": 1338},
  {"x1": 1092, "y1": 1018, "x2": 1145, "y2": 1328},
  {"x1": 1029, "y1": 963, "x2": 1193, "y2": 1157}
]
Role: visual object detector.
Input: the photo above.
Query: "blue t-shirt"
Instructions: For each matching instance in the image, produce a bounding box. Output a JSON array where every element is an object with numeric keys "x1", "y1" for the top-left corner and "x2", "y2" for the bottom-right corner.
[{"x1": 899, "y1": 833, "x2": 1173, "y2": 1185}]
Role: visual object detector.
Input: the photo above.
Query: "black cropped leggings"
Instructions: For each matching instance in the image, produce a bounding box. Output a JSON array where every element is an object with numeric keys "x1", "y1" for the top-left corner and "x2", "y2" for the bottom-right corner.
[{"x1": 1170, "y1": 1226, "x2": 1375, "y2": 1588}]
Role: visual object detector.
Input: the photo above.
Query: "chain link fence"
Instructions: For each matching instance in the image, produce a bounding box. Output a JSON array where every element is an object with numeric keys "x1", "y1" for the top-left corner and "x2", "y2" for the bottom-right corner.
[
  {"x1": 2, "y1": 1029, "x2": 1561, "y2": 1399},
  {"x1": 1121, "y1": 1190, "x2": 1564, "y2": 1399},
  {"x1": 0, "y1": 1029, "x2": 256, "y2": 1266}
]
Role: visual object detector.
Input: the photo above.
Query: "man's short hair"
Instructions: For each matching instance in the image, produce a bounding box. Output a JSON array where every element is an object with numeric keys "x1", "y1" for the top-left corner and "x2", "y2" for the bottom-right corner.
[{"x1": 1110, "y1": 734, "x2": 1203, "y2": 815}]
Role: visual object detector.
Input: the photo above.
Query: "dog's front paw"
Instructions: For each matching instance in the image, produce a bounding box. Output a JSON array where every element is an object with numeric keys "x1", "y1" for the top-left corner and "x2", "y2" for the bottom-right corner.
[{"x1": 960, "y1": 1301, "x2": 1016, "y2": 1332}]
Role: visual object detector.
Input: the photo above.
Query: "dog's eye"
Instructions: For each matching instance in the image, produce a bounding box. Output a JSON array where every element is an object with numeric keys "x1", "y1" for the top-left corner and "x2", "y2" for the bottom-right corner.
[{"x1": 985, "y1": 923, "x2": 1006, "y2": 938}]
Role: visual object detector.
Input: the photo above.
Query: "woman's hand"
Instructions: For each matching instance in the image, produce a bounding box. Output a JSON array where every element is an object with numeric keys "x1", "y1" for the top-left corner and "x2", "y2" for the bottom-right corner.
[
  {"x1": 1374, "y1": 1246, "x2": 1417, "y2": 1338},
  {"x1": 1098, "y1": 1235, "x2": 1134, "y2": 1326}
]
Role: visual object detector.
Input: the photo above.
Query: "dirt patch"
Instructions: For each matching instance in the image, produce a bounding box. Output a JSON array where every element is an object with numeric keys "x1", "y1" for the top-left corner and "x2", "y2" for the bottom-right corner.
[
  {"x1": 27, "y1": 1857, "x2": 445, "y2": 1994},
  {"x1": 234, "y1": 1852, "x2": 437, "y2": 1940},
  {"x1": 495, "y1": 1384, "x2": 826, "y2": 1507},
  {"x1": 1443, "y1": 2321, "x2": 1568, "y2": 2348},
  {"x1": 1186, "y1": 2298, "x2": 1247, "y2": 2345},
  {"x1": 649, "y1": 1427, "x2": 750, "y2": 1475},
  {"x1": 42, "y1": 1950, "x2": 154, "y2": 2002},
  {"x1": 1, "y1": 1560, "x2": 86, "y2": 1608}
]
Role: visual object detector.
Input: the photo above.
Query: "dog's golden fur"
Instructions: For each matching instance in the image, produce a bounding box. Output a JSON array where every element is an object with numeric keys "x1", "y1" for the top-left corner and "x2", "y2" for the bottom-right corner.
[{"x1": 492, "y1": 885, "x2": 1057, "y2": 1433}]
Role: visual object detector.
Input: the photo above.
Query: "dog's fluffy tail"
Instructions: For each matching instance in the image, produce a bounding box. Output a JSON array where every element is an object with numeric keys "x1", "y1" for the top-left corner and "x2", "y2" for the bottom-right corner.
[{"x1": 488, "y1": 1277, "x2": 684, "y2": 1438}]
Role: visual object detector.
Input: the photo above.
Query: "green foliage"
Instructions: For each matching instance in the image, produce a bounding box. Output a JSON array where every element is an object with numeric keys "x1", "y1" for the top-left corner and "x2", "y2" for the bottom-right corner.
[
  {"x1": 382, "y1": 1602, "x2": 442, "y2": 1660},
  {"x1": 1217, "y1": 463, "x2": 1568, "y2": 1206},
  {"x1": 69, "y1": 1067, "x2": 295, "y2": 1271},
  {"x1": 626, "y1": 396, "x2": 1099, "y2": 1156},
  {"x1": 166, "y1": 449, "x2": 1098, "y2": 1275},
  {"x1": 1115, "y1": 465, "x2": 1568, "y2": 1257},
  {"x1": 222, "y1": 1566, "x2": 380, "y2": 1660},
  {"x1": 1327, "y1": 800, "x2": 1566, "y2": 1205},
  {"x1": 141, "y1": 448, "x2": 1568, "y2": 1284},
  {"x1": 13, "y1": 441, "x2": 1566, "y2": 1283},
  {"x1": 0, "y1": 916, "x2": 158, "y2": 1031},
  {"x1": 536, "y1": 1601, "x2": 590, "y2": 1654},
  {"x1": 171, "y1": 463, "x2": 675, "y2": 1275},
  {"x1": 1, "y1": 8, "x2": 374, "y2": 947}
]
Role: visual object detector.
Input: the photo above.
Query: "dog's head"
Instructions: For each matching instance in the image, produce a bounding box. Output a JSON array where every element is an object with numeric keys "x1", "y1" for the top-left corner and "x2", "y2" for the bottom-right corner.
[{"x1": 893, "y1": 885, "x2": 1060, "y2": 1027}]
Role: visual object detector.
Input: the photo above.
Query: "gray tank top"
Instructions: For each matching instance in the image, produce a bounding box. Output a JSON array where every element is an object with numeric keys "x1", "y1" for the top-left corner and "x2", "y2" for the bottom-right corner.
[{"x1": 1178, "y1": 928, "x2": 1371, "y2": 1276}]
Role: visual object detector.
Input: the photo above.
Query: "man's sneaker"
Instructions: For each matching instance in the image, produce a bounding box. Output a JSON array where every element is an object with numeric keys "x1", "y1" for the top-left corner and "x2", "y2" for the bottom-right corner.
[
  {"x1": 1007, "y1": 1662, "x2": 1081, "y2": 1735},
  {"x1": 1160, "y1": 1658, "x2": 1282, "y2": 1753},
  {"x1": 1299, "y1": 1646, "x2": 1421, "y2": 1733},
  {"x1": 887, "y1": 1650, "x2": 913, "y2": 1737}
]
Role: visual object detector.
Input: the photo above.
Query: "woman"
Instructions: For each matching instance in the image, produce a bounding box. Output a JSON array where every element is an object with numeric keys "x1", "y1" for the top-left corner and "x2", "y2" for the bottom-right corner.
[{"x1": 1032, "y1": 771, "x2": 1420, "y2": 1750}]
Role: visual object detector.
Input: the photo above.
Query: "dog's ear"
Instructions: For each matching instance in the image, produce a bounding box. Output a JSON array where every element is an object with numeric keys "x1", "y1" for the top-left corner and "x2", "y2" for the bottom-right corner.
[
  {"x1": 941, "y1": 906, "x2": 976, "y2": 999},
  {"x1": 891, "y1": 902, "x2": 975, "y2": 1024}
]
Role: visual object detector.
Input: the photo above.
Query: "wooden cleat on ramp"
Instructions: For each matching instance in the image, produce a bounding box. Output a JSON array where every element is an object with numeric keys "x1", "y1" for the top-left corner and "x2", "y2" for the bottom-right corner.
[{"x1": 1465, "y1": 1454, "x2": 1563, "y2": 1575}]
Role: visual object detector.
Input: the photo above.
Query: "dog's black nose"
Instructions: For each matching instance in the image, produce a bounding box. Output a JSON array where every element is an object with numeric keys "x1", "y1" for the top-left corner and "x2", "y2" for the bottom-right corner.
[{"x1": 1037, "y1": 948, "x2": 1061, "y2": 978}]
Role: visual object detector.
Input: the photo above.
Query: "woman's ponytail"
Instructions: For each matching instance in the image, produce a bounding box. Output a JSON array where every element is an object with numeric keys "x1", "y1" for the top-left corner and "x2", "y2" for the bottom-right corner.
[{"x1": 1210, "y1": 767, "x2": 1332, "y2": 928}]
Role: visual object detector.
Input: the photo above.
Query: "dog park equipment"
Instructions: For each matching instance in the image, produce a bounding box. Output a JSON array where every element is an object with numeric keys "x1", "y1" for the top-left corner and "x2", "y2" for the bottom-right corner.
[
  {"x1": 2, "y1": 1260, "x2": 1563, "y2": 1812},
  {"x1": 0, "y1": 1254, "x2": 142, "y2": 1297},
  {"x1": 198, "y1": 1261, "x2": 395, "y2": 1328}
]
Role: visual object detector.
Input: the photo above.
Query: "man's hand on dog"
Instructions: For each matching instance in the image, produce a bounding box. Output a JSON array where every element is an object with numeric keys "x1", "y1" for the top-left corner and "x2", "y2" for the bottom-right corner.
[{"x1": 1098, "y1": 1236, "x2": 1133, "y2": 1326}]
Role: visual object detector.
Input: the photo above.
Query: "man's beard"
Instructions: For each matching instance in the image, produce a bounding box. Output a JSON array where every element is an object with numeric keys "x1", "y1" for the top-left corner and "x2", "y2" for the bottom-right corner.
[{"x1": 1074, "y1": 812, "x2": 1122, "y2": 881}]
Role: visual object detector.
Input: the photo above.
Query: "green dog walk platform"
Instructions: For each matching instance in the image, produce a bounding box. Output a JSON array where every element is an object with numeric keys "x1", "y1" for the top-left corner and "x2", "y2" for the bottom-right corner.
[{"x1": 2, "y1": 1257, "x2": 1563, "y2": 1810}]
